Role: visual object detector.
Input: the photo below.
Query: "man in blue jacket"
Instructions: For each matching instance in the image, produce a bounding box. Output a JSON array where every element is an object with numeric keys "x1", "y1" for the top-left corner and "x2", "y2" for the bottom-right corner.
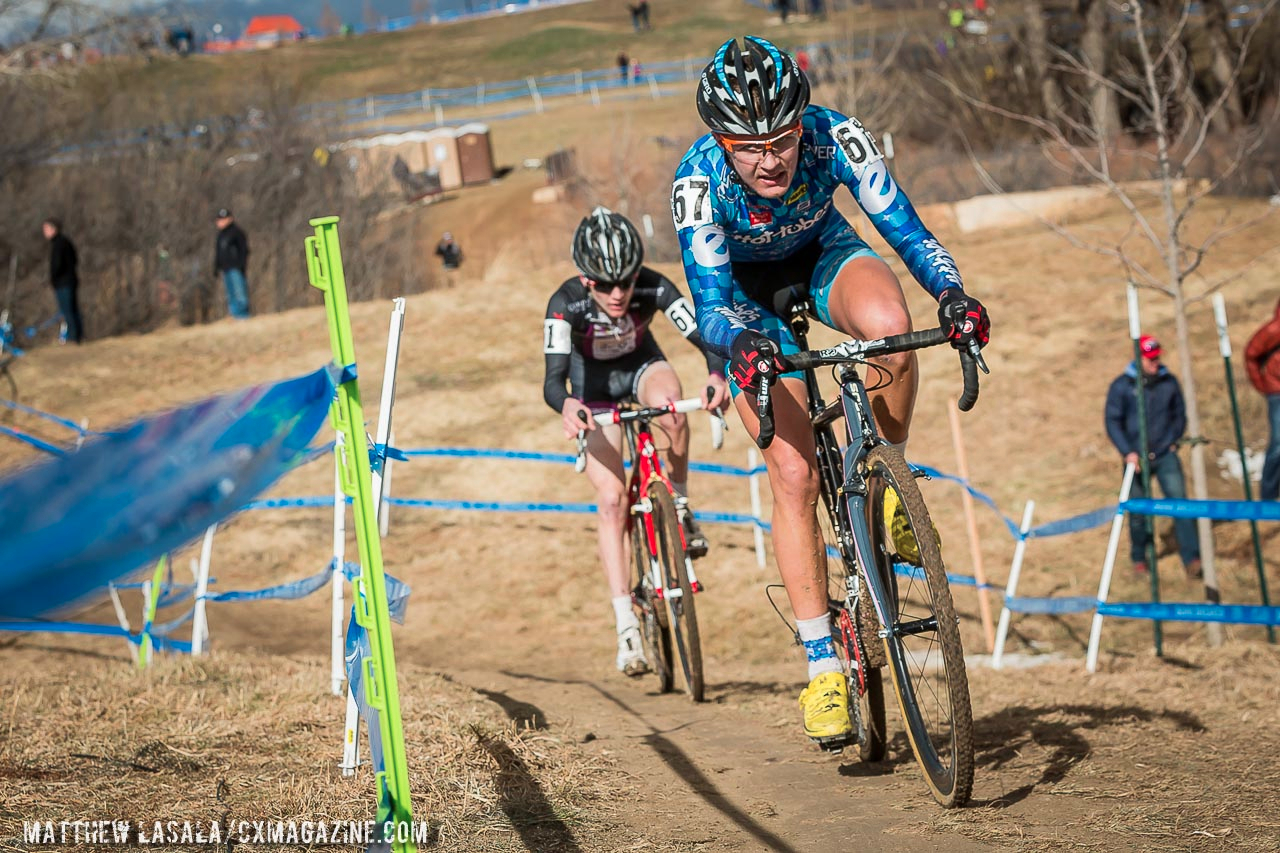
[{"x1": 1104, "y1": 335, "x2": 1202, "y2": 578}]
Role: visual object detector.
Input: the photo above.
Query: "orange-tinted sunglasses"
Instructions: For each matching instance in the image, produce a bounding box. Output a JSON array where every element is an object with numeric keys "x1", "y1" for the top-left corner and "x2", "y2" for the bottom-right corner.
[{"x1": 715, "y1": 123, "x2": 803, "y2": 162}]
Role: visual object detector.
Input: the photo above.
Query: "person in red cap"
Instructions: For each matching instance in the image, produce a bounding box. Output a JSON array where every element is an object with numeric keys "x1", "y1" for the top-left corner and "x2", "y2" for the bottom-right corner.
[
  {"x1": 1104, "y1": 334, "x2": 1202, "y2": 578},
  {"x1": 1244, "y1": 296, "x2": 1280, "y2": 500}
]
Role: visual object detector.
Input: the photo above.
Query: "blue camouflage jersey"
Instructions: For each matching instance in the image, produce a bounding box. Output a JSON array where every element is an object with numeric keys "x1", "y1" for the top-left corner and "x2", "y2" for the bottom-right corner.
[{"x1": 671, "y1": 104, "x2": 963, "y2": 356}]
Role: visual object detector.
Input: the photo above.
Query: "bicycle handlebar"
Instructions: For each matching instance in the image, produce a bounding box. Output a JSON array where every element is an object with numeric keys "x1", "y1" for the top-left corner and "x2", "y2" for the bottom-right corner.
[
  {"x1": 574, "y1": 397, "x2": 726, "y2": 471},
  {"x1": 754, "y1": 326, "x2": 987, "y2": 450}
]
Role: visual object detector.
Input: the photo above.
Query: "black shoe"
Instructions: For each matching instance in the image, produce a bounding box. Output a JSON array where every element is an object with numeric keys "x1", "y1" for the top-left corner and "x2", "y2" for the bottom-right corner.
[{"x1": 676, "y1": 500, "x2": 709, "y2": 559}]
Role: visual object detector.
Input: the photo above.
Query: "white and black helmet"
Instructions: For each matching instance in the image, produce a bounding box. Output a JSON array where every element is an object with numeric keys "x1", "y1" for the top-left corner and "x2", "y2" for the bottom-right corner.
[
  {"x1": 572, "y1": 207, "x2": 644, "y2": 283},
  {"x1": 697, "y1": 36, "x2": 810, "y2": 136}
]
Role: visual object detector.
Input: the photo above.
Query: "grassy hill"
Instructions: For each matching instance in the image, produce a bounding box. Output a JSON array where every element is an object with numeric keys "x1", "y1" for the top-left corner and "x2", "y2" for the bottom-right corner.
[{"x1": 96, "y1": 0, "x2": 934, "y2": 118}]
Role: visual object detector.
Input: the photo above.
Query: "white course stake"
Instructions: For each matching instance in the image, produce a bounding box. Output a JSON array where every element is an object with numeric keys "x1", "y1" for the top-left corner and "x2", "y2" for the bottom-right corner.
[
  {"x1": 341, "y1": 297, "x2": 407, "y2": 777},
  {"x1": 1086, "y1": 463, "x2": 1137, "y2": 672},
  {"x1": 992, "y1": 500, "x2": 1035, "y2": 669},
  {"x1": 191, "y1": 524, "x2": 216, "y2": 655}
]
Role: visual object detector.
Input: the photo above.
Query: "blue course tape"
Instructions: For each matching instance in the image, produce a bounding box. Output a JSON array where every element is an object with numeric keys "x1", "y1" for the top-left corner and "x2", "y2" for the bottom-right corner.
[
  {"x1": 402, "y1": 446, "x2": 766, "y2": 477},
  {"x1": 1026, "y1": 506, "x2": 1118, "y2": 539},
  {"x1": 387, "y1": 496, "x2": 597, "y2": 514},
  {"x1": 0, "y1": 620, "x2": 192, "y2": 653},
  {"x1": 0, "y1": 424, "x2": 66, "y2": 456},
  {"x1": 203, "y1": 564, "x2": 333, "y2": 603},
  {"x1": 1122, "y1": 497, "x2": 1280, "y2": 522},
  {"x1": 1003, "y1": 595, "x2": 1098, "y2": 615},
  {"x1": 1097, "y1": 601, "x2": 1280, "y2": 625},
  {"x1": 892, "y1": 561, "x2": 999, "y2": 591},
  {"x1": 0, "y1": 398, "x2": 90, "y2": 434}
]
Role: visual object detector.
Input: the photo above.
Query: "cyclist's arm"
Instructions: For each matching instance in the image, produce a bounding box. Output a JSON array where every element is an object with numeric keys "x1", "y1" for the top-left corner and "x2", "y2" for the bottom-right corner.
[
  {"x1": 542, "y1": 290, "x2": 574, "y2": 413},
  {"x1": 821, "y1": 108, "x2": 963, "y2": 299},
  {"x1": 649, "y1": 268, "x2": 729, "y2": 375},
  {"x1": 672, "y1": 159, "x2": 746, "y2": 360}
]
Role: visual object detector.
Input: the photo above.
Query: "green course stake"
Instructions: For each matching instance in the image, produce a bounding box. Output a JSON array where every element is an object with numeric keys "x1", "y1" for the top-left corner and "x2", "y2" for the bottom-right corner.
[
  {"x1": 306, "y1": 216, "x2": 417, "y2": 853},
  {"x1": 139, "y1": 554, "x2": 168, "y2": 670}
]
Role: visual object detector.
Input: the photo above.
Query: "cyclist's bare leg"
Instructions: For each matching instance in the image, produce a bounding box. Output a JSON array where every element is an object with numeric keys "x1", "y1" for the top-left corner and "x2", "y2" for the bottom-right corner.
[
  {"x1": 583, "y1": 423, "x2": 631, "y2": 599},
  {"x1": 635, "y1": 360, "x2": 689, "y2": 486},
  {"x1": 733, "y1": 376, "x2": 829, "y2": 621},
  {"x1": 823, "y1": 256, "x2": 917, "y2": 445}
]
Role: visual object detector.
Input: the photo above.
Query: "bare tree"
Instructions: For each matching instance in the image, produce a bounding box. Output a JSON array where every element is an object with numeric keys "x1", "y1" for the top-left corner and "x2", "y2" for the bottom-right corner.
[
  {"x1": 936, "y1": 0, "x2": 1280, "y2": 632},
  {"x1": 319, "y1": 2, "x2": 343, "y2": 36}
]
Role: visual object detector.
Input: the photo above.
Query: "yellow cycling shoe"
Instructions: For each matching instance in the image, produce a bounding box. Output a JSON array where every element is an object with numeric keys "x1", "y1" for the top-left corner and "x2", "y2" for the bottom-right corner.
[
  {"x1": 883, "y1": 486, "x2": 941, "y2": 566},
  {"x1": 798, "y1": 671, "x2": 853, "y2": 750},
  {"x1": 884, "y1": 486, "x2": 920, "y2": 564}
]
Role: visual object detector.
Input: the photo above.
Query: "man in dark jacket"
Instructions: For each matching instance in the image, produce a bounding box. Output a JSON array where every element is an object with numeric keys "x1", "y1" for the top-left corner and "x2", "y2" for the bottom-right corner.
[
  {"x1": 42, "y1": 217, "x2": 83, "y2": 344},
  {"x1": 213, "y1": 208, "x2": 250, "y2": 319},
  {"x1": 435, "y1": 232, "x2": 462, "y2": 271},
  {"x1": 1104, "y1": 334, "x2": 1202, "y2": 577},
  {"x1": 1245, "y1": 296, "x2": 1280, "y2": 500}
]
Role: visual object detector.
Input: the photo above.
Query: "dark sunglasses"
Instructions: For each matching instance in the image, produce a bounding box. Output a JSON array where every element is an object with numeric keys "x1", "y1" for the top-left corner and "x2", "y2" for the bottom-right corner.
[{"x1": 582, "y1": 275, "x2": 637, "y2": 294}]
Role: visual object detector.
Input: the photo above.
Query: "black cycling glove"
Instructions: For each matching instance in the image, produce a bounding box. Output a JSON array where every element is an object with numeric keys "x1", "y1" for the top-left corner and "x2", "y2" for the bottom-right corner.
[
  {"x1": 730, "y1": 330, "x2": 781, "y2": 393},
  {"x1": 937, "y1": 289, "x2": 991, "y2": 351}
]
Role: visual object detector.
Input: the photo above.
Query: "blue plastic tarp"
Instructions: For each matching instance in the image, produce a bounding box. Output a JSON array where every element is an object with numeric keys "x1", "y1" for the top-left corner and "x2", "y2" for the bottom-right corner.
[{"x1": 0, "y1": 368, "x2": 336, "y2": 617}]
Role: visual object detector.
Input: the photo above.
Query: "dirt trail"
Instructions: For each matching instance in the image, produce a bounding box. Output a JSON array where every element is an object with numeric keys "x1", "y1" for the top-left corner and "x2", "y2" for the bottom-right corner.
[{"x1": 448, "y1": 665, "x2": 991, "y2": 853}]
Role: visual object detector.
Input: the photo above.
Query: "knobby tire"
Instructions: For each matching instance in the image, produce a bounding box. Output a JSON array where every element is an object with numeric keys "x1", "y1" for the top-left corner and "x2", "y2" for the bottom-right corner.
[
  {"x1": 648, "y1": 482, "x2": 704, "y2": 702},
  {"x1": 632, "y1": 507, "x2": 673, "y2": 693},
  {"x1": 864, "y1": 445, "x2": 975, "y2": 808}
]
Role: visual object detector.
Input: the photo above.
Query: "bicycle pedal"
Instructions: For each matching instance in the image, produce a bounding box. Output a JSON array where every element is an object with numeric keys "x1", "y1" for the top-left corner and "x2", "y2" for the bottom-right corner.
[{"x1": 814, "y1": 734, "x2": 853, "y2": 754}]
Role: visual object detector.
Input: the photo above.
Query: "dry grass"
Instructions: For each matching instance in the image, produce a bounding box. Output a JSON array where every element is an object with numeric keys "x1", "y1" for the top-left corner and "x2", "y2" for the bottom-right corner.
[{"x1": 0, "y1": 652, "x2": 623, "y2": 852}]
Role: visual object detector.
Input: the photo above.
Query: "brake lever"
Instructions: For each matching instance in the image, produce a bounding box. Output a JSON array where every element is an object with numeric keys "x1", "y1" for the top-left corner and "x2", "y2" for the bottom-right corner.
[{"x1": 967, "y1": 339, "x2": 990, "y2": 374}]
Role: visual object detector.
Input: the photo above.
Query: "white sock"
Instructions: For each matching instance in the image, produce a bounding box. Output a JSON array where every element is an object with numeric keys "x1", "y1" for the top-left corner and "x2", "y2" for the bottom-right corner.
[
  {"x1": 892, "y1": 439, "x2": 907, "y2": 457},
  {"x1": 671, "y1": 480, "x2": 688, "y2": 500},
  {"x1": 797, "y1": 614, "x2": 841, "y2": 679},
  {"x1": 612, "y1": 595, "x2": 638, "y2": 633}
]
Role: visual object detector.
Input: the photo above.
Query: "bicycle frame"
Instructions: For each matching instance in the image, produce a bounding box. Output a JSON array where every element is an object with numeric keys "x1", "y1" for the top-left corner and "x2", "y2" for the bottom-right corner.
[
  {"x1": 620, "y1": 416, "x2": 702, "y2": 599},
  {"x1": 787, "y1": 308, "x2": 904, "y2": 654}
]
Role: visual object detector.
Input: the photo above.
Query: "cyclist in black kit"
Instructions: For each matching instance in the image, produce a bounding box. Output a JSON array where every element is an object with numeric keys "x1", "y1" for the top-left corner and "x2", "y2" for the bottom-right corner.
[{"x1": 543, "y1": 207, "x2": 730, "y2": 676}]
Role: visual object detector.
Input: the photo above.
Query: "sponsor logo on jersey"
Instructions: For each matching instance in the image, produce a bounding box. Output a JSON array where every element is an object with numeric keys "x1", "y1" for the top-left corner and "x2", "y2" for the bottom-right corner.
[
  {"x1": 748, "y1": 206, "x2": 773, "y2": 226},
  {"x1": 814, "y1": 146, "x2": 839, "y2": 160},
  {"x1": 857, "y1": 159, "x2": 899, "y2": 216},
  {"x1": 919, "y1": 237, "x2": 963, "y2": 287},
  {"x1": 714, "y1": 305, "x2": 751, "y2": 329},
  {"x1": 727, "y1": 205, "x2": 829, "y2": 245},
  {"x1": 690, "y1": 224, "x2": 730, "y2": 267},
  {"x1": 786, "y1": 183, "x2": 808, "y2": 204}
]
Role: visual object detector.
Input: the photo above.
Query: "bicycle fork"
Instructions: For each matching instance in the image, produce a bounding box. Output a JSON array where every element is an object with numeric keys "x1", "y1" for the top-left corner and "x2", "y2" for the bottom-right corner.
[{"x1": 630, "y1": 498, "x2": 703, "y2": 601}]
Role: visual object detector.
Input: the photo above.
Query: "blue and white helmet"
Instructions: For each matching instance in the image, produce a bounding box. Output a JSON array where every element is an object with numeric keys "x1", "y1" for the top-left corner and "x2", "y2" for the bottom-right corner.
[{"x1": 696, "y1": 36, "x2": 810, "y2": 136}]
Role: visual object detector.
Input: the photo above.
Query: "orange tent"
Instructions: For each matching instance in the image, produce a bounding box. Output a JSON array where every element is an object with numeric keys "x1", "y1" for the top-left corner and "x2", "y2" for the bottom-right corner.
[{"x1": 243, "y1": 15, "x2": 304, "y2": 38}]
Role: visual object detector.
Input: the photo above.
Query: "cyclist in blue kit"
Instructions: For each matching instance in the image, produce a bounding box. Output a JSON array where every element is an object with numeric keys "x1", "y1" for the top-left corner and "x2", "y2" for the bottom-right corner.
[{"x1": 672, "y1": 36, "x2": 991, "y2": 748}]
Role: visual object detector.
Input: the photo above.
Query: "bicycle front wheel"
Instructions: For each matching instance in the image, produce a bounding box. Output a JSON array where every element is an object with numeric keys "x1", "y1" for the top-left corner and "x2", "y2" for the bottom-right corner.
[
  {"x1": 632, "y1": 512, "x2": 673, "y2": 693},
  {"x1": 648, "y1": 482, "x2": 704, "y2": 702},
  {"x1": 864, "y1": 445, "x2": 974, "y2": 808}
]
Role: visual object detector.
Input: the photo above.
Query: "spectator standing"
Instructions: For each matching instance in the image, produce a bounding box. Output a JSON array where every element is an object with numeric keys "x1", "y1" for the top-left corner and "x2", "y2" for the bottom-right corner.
[
  {"x1": 1104, "y1": 335, "x2": 1202, "y2": 578},
  {"x1": 637, "y1": 0, "x2": 651, "y2": 29},
  {"x1": 631, "y1": 57, "x2": 643, "y2": 84},
  {"x1": 776, "y1": 0, "x2": 793, "y2": 23},
  {"x1": 435, "y1": 232, "x2": 463, "y2": 270},
  {"x1": 213, "y1": 208, "x2": 251, "y2": 319},
  {"x1": 617, "y1": 51, "x2": 629, "y2": 84},
  {"x1": 42, "y1": 217, "x2": 83, "y2": 344},
  {"x1": 1245, "y1": 295, "x2": 1280, "y2": 500}
]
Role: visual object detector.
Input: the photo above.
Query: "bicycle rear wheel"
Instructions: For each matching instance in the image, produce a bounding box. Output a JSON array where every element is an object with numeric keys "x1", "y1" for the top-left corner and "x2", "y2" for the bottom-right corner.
[
  {"x1": 816, "y1": 429, "x2": 887, "y2": 761},
  {"x1": 864, "y1": 445, "x2": 974, "y2": 808},
  {"x1": 648, "y1": 482, "x2": 704, "y2": 702},
  {"x1": 632, "y1": 512, "x2": 673, "y2": 693}
]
